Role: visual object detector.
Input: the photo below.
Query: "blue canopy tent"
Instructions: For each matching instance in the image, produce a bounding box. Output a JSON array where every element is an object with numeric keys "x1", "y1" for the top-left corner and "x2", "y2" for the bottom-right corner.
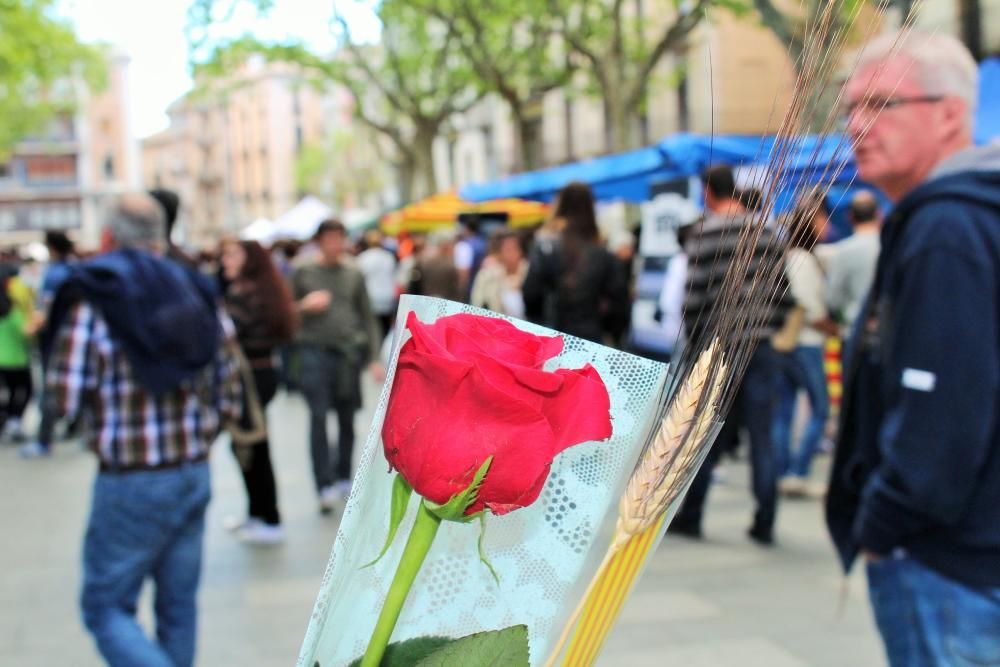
[
  {"x1": 460, "y1": 133, "x2": 859, "y2": 212},
  {"x1": 975, "y1": 57, "x2": 1000, "y2": 145},
  {"x1": 461, "y1": 56, "x2": 998, "y2": 207},
  {"x1": 460, "y1": 144, "x2": 669, "y2": 204}
]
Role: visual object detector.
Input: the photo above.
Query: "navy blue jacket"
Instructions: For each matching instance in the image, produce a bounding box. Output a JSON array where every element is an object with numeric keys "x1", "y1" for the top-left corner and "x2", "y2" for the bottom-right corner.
[
  {"x1": 827, "y1": 146, "x2": 1000, "y2": 588},
  {"x1": 43, "y1": 248, "x2": 221, "y2": 395}
]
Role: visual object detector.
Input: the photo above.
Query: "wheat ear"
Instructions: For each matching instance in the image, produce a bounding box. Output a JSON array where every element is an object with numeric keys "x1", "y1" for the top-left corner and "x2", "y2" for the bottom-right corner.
[
  {"x1": 612, "y1": 339, "x2": 725, "y2": 550},
  {"x1": 543, "y1": 340, "x2": 726, "y2": 667}
]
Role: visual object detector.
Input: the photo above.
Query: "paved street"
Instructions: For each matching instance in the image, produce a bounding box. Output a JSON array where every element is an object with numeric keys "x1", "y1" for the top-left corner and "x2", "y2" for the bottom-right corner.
[{"x1": 2, "y1": 382, "x2": 883, "y2": 667}]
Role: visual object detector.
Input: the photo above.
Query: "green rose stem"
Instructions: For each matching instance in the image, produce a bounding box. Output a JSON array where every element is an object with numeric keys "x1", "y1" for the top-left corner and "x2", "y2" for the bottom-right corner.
[{"x1": 360, "y1": 500, "x2": 442, "y2": 667}]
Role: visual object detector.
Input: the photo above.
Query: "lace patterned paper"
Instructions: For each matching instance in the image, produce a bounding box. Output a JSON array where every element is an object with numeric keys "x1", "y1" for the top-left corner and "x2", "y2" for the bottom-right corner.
[{"x1": 298, "y1": 296, "x2": 669, "y2": 667}]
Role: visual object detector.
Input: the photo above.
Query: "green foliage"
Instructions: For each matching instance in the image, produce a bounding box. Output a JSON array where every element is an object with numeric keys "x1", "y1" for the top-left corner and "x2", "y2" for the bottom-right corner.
[
  {"x1": 547, "y1": 0, "x2": 732, "y2": 150},
  {"x1": 187, "y1": 0, "x2": 482, "y2": 198},
  {"x1": 345, "y1": 635, "x2": 453, "y2": 667},
  {"x1": 363, "y1": 474, "x2": 414, "y2": 569},
  {"x1": 424, "y1": 456, "x2": 492, "y2": 523},
  {"x1": 413, "y1": 625, "x2": 530, "y2": 667},
  {"x1": 0, "y1": 0, "x2": 106, "y2": 158},
  {"x1": 344, "y1": 626, "x2": 530, "y2": 667}
]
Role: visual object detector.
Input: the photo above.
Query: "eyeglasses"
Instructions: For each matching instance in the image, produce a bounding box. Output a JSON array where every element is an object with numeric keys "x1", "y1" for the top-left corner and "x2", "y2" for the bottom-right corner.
[{"x1": 840, "y1": 95, "x2": 944, "y2": 122}]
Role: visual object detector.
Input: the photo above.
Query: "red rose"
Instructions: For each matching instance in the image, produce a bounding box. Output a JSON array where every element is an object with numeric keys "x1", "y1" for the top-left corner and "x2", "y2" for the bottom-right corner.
[{"x1": 381, "y1": 312, "x2": 613, "y2": 516}]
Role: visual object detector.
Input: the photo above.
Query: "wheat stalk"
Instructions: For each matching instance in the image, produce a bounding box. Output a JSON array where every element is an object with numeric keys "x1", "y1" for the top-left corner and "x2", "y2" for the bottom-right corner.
[
  {"x1": 543, "y1": 340, "x2": 726, "y2": 667},
  {"x1": 613, "y1": 339, "x2": 726, "y2": 550}
]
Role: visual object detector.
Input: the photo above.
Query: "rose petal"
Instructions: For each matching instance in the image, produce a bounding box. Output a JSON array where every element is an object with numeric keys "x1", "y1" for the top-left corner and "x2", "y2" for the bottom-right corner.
[
  {"x1": 542, "y1": 365, "x2": 614, "y2": 454},
  {"x1": 383, "y1": 347, "x2": 555, "y2": 506},
  {"x1": 382, "y1": 313, "x2": 613, "y2": 517},
  {"x1": 431, "y1": 314, "x2": 562, "y2": 368}
]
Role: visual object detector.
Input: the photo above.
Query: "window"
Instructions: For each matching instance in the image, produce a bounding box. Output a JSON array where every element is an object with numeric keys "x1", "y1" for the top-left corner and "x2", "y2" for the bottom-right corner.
[
  {"x1": 25, "y1": 155, "x2": 77, "y2": 185},
  {"x1": 103, "y1": 155, "x2": 115, "y2": 179}
]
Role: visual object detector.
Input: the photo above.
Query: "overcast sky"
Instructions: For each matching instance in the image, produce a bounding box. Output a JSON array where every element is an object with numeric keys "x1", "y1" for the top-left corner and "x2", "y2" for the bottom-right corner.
[{"x1": 59, "y1": 0, "x2": 380, "y2": 139}]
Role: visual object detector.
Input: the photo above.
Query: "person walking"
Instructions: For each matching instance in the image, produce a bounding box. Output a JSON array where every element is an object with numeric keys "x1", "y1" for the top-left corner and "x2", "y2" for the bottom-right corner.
[
  {"x1": 470, "y1": 229, "x2": 529, "y2": 318},
  {"x1": 824, "y1": 190, "x2": 882, "y2": 334},
  {"x1": 43, "y1": 192, "x2": 242, "y2": 667},
  {"x1": 0, "y1": 262, "x2": 34, "y2": 445},
  {"x1": 523, "y1": 182, "x2": 629, "y2": 344},
  {"x1": 772, "y1": 206, "x2": 837, "y2": 497},
  {"x1": 291, "y1": 220, "x2": 384, "y2": 514},
  {"x1": 669, "y1": 165, "x2": 790, "y2": 545},
  {"x1": 827, "y1": 31, "x2": 1000, "y2": 667},
  {"x1": 220, "y1": 239, "x2": 297, "y2": 544},
  {"x1": 21, "y1": 231, "x2": 76, "y2": 458},
  {"x1": 356, "y1": 230, "x2": 398, "y2": 339}
]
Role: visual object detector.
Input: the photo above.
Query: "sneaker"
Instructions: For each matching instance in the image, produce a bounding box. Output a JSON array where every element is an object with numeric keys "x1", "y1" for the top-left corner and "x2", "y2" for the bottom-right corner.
[
  {"x1": 747, "y1": 524, "x2": 775, "y2": 546},
  {"x1": 778, "y1": 476, "x2": 808, "y2": 498},
  {"x1": 18, "y1": 442, "x2": 51, "y2": 459},
  {"x1": 319, "y1": 486, "x2": 338, "y2": 515},
  {"x1": 332, "y1": 479, "x2": 353, "y2": 503},
  {"x1": 225, "y1": 516, "x2": 263, "y2": 532},
  {"x1": 666, "y1": 519, "x2": 703, "y2": 540},
  {"x1": 237, "y1": 522, "x2": 285, "y2": 545},
  {"x1": 5, "y1": 418, "x2": 25, "y2": 443}
]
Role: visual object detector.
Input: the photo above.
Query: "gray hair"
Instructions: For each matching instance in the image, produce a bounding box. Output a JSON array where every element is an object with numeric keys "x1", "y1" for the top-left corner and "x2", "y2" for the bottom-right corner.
[
  {"x1": 856, "y1": 31, "x2": 978, "y2": 128},
  {"x1": 105, "y1": 193, "x2": 168, "y2": 249}
]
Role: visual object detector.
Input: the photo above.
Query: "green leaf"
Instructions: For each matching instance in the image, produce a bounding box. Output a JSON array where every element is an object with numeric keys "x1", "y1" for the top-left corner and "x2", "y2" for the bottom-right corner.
[
  {"x1": 363, "y1": 474, "x2": 414, "y2": 569},
  {"x1": 414, "y1": 625, "x2": 530, "y2": 667},
  {"x1": 424, "y1": 456, "x2": 493, "y2": 523},
  {"x1": 346, "y1": 635, "x2": 452, "y2": 667},
  {"x1": 478, "y1": 513, "x2": 500, "y2": 585}
]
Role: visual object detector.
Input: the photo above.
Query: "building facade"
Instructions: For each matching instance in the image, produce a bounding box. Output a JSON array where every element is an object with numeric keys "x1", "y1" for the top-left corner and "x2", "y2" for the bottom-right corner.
[
  {"x1": 0, "y1": 52, "x2": 136, "y2": 250},
  {"x1": 141, "y1": 57, "x2": 339, "y2": 248}
]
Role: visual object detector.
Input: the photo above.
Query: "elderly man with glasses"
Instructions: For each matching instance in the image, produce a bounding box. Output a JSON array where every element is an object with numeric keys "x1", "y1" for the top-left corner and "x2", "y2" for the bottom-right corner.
[{"x1": 826, "y1": 31, "x2": 1000, "y2": 667}]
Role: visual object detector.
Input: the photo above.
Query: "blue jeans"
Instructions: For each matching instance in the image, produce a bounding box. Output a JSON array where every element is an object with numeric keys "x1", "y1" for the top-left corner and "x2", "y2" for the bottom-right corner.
[
  {"x1": 772, "y1": 345, "x2": 828, "y2": 478},
  {"x1": 673, "y1": 344, "x2": 780, "y2": 535},
  {"x1": 81, "y1": 463, "x2": 211, "y2": 667},
  {"x1": 867, "y1": 555, "x2": 1000, "y2": 667}
]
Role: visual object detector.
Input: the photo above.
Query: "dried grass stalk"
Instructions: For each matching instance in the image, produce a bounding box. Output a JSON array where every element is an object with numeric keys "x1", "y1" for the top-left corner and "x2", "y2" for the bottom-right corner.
[{"x1": 613, "y1": 339, "x2": 725, "y2": 549}]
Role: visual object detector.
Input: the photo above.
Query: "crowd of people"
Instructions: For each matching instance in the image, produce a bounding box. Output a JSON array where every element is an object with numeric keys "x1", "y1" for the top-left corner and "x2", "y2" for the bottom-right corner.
[{"x1": 0, "y1": 27, "x2": 996, "y2": 667}]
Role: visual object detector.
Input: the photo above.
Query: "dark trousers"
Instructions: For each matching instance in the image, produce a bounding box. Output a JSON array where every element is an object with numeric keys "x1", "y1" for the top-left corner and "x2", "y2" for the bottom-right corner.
[
  {"x1": 299, "y1": 345, "x2": 357, "y2": 492},
  {"x1": 377, "y1": 313, "x2": 394, "y2": 343},
  {"x1": 0, "y1": 367, "x2": 32, "y2": 428},
  {"x1": 674, "y1": 343, "x2": 780, "y2": 535},
  {"x1": 232, "y1": 367, "x2": 281, "y2": 525}
]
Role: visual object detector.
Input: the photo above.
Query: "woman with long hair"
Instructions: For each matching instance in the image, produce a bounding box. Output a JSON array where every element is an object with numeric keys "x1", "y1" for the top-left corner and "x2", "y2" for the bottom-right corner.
[
  {"x1": 470, "y1": 229, "x2": 529, "y2": 318},
  {"x1": 523, "y1": 182, "x2": 629, "y2": 343},
  {"x1": 772, "y1": 205, "x2": 837, "y2": 497},
  {"x1": 220, "y1": 239, "x2": 298, "y2": 544}
]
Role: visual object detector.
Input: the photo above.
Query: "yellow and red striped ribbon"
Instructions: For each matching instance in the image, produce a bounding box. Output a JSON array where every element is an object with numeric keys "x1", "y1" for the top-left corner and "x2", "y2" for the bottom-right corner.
[{"x1": 559, "y1": 514, "x2": 667, "y2": 666}]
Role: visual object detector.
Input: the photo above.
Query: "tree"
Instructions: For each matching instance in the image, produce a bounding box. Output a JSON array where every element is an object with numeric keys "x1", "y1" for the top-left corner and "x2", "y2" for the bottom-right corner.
[
  {"x1": 551, "y1": 0, "x2": 748, "y2": 152},
  {"x1": 0, "y1": 0, "x2": 104, "y2": 158},
  {"x1": 296, "y1": 127, "x2": 389, "y2": 210},
  {"x1": 749, "y1": 0, "x2": 871, "y2": 131},
  {"x1": 188, "y1": 0, "x2": 481, "y2": 202},
  {"x1": 410, "y1": 0, "x2": 574, "y2": 171}
]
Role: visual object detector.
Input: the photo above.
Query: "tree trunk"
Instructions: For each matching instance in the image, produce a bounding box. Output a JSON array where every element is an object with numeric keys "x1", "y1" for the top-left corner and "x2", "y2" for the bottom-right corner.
[
  {"x1": 396, "y1": 157, "x2": 417, "y2": 205},
  {"x1": 605, "y1": 93, "x2": 641, "y2": 153},
  {"x1": 413, "y1": 126, "x2": 438, "y2": 199},
  {"x1": 959, "y1": 0, "x2": 983, "y2": 60},
  {"x1": 509, "y1": 100, "x2": 527, "y2": 173}
]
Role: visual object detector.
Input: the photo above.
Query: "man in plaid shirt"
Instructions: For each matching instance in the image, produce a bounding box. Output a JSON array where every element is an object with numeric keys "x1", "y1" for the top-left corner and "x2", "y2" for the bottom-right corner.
[{"x1": 45, "y1": 193, "x2": 241, "y2": 667}]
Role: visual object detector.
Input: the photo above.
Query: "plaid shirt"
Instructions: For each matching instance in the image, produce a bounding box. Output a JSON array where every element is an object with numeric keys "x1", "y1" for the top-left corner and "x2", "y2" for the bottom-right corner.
[{"x1": 47, "y1": 302, "x2": 242, "y2": 469}]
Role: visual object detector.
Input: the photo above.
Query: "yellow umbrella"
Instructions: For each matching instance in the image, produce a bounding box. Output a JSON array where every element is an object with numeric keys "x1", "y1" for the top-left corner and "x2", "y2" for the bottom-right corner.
[
  {"x1": 379, "y1": 192, "x2": 470, "y2": 235},
  {"x1": 380, "y1": 192, "x2": 550, "y2": 235}
]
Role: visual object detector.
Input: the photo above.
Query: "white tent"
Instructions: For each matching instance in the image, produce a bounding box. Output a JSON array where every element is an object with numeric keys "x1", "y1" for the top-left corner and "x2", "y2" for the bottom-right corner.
[
  {"x1": 240, "y1": 217, "x2": 277, "y2": 242},
  {"x1": 273, "y1": 196, "x2": 332, "y2": 240},
  {"x1": 342, "y1": 207, "x2": 379, "y2": 232}
]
